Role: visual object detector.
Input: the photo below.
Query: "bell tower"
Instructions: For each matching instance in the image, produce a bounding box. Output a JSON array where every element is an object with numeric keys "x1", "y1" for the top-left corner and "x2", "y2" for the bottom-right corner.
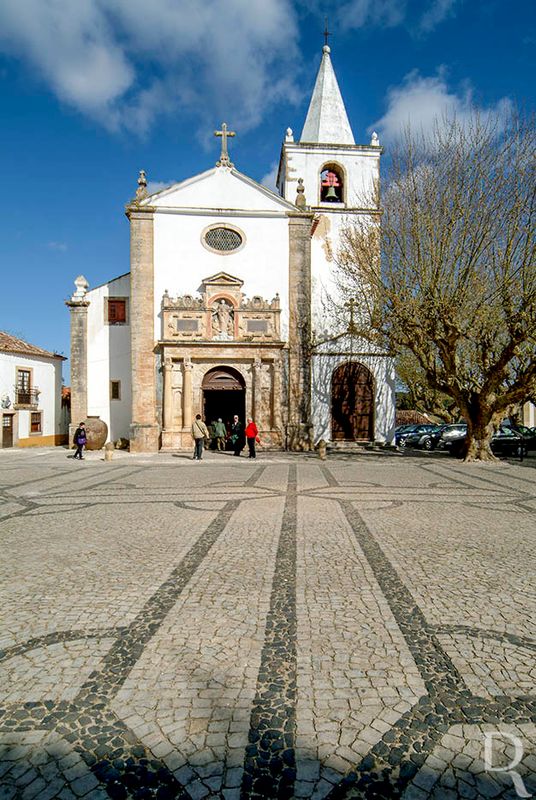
[
  {"x1": 277, "y1": 43, "x2": 381, "y2": 211},
  {"x1": 277, "y1": 43, "x2": 382, "y2": 334}
]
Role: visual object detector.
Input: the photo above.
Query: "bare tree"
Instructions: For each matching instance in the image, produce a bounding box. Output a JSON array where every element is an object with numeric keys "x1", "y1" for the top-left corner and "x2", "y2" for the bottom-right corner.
[
  {"x1": 337, "y1": 111, "x2": 536, "y2": 461},
  {"x1": 396, "y1": 351, "x2": 459, "y2": 422}
]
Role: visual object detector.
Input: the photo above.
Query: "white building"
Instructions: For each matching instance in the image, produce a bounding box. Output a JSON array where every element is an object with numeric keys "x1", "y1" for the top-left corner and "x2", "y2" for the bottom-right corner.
[
  {"x1": 0, "y1": 332, "x2": 67, "y2": 448},
  {"x1": 67, "y1": 45, "x2": 395, "y2": 451}
]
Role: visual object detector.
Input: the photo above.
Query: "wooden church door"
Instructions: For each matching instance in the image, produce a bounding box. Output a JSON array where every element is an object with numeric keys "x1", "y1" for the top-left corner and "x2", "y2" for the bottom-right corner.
[{"x1": 331, "y1": 362, "x2": 374, "y2": 441}]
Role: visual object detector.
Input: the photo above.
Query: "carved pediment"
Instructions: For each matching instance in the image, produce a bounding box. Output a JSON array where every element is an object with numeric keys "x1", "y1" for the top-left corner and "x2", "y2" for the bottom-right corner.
[{"x1": 161, "y1": 273, "x2": 281, "y2": 343}]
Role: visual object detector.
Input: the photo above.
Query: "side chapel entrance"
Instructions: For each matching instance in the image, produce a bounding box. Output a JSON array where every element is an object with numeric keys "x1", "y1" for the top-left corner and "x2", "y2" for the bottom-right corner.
[
  {"x1": 202, "y1": 367, "x2": 246, "y2": 428},
  {"x1": 331, "y1": 362, "x2": 374, "y2": 441}
]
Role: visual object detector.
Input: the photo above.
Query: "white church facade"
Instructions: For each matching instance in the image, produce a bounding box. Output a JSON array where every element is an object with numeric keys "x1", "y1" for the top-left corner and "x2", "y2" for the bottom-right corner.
[{"x1": 67, "y1": 45, "x2": 395, "y2": 452}]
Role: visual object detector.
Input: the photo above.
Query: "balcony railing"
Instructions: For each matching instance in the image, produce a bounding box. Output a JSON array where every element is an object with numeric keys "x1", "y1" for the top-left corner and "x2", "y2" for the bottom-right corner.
[{"x1": 14, "y1": 387, "x2": 40, "y2": 407}]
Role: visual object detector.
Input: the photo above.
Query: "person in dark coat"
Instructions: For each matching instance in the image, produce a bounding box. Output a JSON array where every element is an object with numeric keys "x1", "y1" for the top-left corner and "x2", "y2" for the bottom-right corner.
[
  {"x1": 73, "y1": 422, "x2": 87, "y2": 460},
  {"x1": 230, "y1": 415, "x2": 244, "y2": 457}
]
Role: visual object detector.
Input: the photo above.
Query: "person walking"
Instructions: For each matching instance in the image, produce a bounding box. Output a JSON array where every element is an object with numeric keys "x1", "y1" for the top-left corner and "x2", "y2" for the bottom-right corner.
[
  {"x1": 191, "y1": 414, "x2": 209, "y2": 460},
  {"x1": 73, "y1": 422, "x2": 87, "y2": 460},
  {"x1": 213, "y1": 418, "x2": 227, "y2": 451},
  {"x1": 245, "y1": 418, "x2": 259, "y2": 459},
  {"x1": 230, "y1": 415, "x2": 244, "y2": 457}
]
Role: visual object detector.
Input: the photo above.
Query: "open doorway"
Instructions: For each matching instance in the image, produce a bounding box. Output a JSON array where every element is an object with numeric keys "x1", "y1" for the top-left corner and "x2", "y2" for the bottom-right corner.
[{"x1": 202, "y1": 367, "x2": 246, "y2": 433}]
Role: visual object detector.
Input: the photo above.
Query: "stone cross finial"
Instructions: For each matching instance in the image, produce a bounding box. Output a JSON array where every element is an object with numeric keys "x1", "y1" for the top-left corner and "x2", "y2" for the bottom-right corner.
[
  {"x1": 215, "y1": 123, "x2": 236, "y2": 167},
  {"x1": 135, "y1": 169, "x2": 148, "y2": 200},
  {"x1": 346, "y1": 298, "x2": 358, "y2": 335}
]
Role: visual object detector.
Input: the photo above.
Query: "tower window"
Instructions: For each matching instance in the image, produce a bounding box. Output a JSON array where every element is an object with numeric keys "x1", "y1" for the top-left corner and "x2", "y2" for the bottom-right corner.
[{"x1": 320, "y1": 165, "x2": 344, "y2": 203}]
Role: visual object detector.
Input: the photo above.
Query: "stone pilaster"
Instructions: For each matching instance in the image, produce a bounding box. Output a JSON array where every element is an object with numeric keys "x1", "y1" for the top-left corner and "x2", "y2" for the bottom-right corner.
[
  {"x1": 272, "y1": 356, "x2": 283, "y2": 433},
  {"x1": 182, "y1": 359, "x2": 193, "y2": 431},
  {"x1": 252, "y1": 358, "x2": 263, "y2": 428},
  {"x1": 127, "y1": 206, "x2": 159, "y2": 452},
  {"x1": 287, "y1": 212, "x2": 314, "y2": 450},
  {"x1": 66, "y1": 277, "x2": 90, "y2": 447}
]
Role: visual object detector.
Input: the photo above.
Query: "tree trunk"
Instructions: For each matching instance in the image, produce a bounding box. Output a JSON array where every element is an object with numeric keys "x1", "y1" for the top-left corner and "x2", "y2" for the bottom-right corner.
[{"x1": 463, "y1": 406, "x2": 498, "y2": 462}]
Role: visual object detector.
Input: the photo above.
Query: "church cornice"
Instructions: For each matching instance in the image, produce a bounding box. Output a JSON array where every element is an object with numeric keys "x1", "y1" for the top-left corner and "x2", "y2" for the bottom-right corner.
[
  {"x1": 150, "y1": 207, "x2": 291, "y2": 219},
  {"x1": 284, "y1": 142, "x2": 383, "y2": 155}
]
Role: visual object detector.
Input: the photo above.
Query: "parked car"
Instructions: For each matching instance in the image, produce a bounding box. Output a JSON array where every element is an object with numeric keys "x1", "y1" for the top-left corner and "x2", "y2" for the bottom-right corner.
[
  {"x1": 396, "y1": 424, "x2": 438, "y2": 449},
  {"x1": 449, "y1": 425, "x2": 528, "y2": 459},
  {"x1": 490, "y1": 427, "x2": 528, "y2": 458},
  {"x1": 400, "y1": 424, "x2": 446, "y2": 451},
  {"x1": 438, "y1": 424, "x2": 467, "y2": 451},
  {"x1": 501, "y1": 422, "x2": 536, "y2": 451}
]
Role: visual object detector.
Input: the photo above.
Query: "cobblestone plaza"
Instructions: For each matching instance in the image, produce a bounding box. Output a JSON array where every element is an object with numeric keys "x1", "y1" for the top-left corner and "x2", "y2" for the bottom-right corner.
[{"x1": 0, "y1": 449, "x2": 535, "y2": 799}]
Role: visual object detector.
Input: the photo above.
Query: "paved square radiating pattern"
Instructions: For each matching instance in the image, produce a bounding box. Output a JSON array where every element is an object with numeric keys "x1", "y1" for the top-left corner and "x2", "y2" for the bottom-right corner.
[{"x1": 0, "y1": 449, "x2": 535, "y2": 799}]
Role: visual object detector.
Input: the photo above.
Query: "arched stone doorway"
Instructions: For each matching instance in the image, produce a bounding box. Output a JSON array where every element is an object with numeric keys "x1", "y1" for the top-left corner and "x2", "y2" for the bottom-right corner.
[
  {"x1": 202, "y1": 367, "x2": 246, "y2": 429},
  {"x1": 331, "y1": 362, "x2": 374, "y2": 441}
]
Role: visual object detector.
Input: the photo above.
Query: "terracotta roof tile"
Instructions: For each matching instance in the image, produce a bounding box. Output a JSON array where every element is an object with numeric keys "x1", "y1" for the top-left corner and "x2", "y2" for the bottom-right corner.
[{"x1": 0, "y1": 332, "x2": 66, "y2": 360}]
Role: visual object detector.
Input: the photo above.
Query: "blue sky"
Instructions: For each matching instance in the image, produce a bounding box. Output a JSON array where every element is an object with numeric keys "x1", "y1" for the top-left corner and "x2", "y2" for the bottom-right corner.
[{"x1": 0, "y1": 0, "x2": 534, "y2": 380}]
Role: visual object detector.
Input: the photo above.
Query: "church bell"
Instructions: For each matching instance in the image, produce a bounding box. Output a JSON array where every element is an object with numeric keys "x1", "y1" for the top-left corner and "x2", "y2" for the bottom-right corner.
[{"x1": 324, "y1": 184, "x2": 339, "y2": 201}]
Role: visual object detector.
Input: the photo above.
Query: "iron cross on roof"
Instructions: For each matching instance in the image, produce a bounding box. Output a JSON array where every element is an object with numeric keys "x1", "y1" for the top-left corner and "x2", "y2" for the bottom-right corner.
[
  {"x1": 215, "y1": 123, "x2": 236, "y2": 168},
  {"x1": 323, "y1": 18, "x2": 331, "y2": 47}
]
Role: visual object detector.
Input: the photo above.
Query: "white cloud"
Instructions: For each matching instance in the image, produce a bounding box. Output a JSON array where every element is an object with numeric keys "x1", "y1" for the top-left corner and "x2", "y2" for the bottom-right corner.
[
  {"x1": 300, "y1": 0, "x2": 405, "y2": 30},
  {"x1": 0, "y1": 0, "x2": 300, "y2": 135},
  {"x1": 370, "y1": 70, "x2": 512, "y2": 143},
  {"x1": 336, "y1": 0, "x2": 406, "y2": 30},
  {"x1": 260, "y1": 161, "x2": 279, "y2": 191},
  {"x1": 146, "y1": 180, "x2": 174, "y2": 195},
  {"x1": 46, "y1": 241, "x2": 68, "y2": 252},
  {"x1": 418, "y1": 0, "x2": 457, "y2": 33}
]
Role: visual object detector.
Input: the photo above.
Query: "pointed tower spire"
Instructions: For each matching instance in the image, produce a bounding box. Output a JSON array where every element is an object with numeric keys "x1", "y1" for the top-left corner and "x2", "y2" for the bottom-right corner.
[{"x1": 300, "y1": 45, "x2": 355, "y2": 145}]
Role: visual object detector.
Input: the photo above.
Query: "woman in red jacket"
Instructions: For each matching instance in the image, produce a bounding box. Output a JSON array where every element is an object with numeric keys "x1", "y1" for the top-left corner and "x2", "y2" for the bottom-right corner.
[{"x1": 245, "y1": 418, "x2": 259, "y2": 459}]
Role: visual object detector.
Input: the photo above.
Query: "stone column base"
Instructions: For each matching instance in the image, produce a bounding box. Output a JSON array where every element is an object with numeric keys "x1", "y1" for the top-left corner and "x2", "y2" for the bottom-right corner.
[
  {"x1": 286, "y1": 423, "x2": 314, "y2": 451},
  {"x1": 130, "y1": 423, "x2": 160, "y2": 453},
  {"x1": 161, "y1": 430, "x2": 181, "y2": 451}
]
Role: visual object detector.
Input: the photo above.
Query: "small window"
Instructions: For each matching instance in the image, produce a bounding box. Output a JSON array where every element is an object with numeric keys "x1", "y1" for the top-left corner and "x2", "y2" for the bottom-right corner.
[
  {"x1": 202, "y1": 225, "x2": 245, "y2": 254},
  {"x1": 16, "y1": 369, "x2": 32, "y2": 405},
  {"x1": 108, "y1": 299, "x2": 126, "y2": 323},
  {"x1": 110, "y1": 380, "x2": 121, "y2": 400},
  {"x1": 30, "y1": 412, "x2": 42, "y2": 433},
  {"x1": 320, "y1": 165, "x2": 344, "y2": 203}
]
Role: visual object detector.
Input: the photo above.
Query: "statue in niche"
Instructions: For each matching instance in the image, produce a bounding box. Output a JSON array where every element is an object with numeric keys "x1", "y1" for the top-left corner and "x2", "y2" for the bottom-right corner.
[{"x1": 212, "y1": 299, "x2": 234, "y2": 339}]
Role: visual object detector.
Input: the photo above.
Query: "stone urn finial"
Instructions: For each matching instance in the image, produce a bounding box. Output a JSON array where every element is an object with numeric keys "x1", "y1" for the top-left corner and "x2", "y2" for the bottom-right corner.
[
  {"x1": 296, "y1": 177, "x2": 306, "y2": 209},
  {"x1": 135, "y1": 169, "x2": 148, "y2": 201},
  {"x1": 71, "y1": 275, "x2": 89, "y2": 302}
]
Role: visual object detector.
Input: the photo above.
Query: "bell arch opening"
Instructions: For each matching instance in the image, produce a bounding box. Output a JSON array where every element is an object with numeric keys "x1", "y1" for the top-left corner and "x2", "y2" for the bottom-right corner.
[
  {"x1": 331, "y1": 362, "x2": 374, "y2": 441},
  {"x1": 320, "y1": 163, "x2": 345, "y2": 204},
  {"x1": 202, "y1": 366, "x2": 246, "y2": 430}
]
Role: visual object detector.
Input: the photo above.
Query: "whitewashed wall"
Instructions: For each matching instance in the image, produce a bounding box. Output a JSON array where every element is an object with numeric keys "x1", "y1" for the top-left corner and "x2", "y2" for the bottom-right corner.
[
  {"x1": 148, "y1": 168, "x2": 292, "y2": 339},
  {"x1": 0, "y1": 351, "x2": 64, "y2": 443},
  {"x1": 279, "y1": 143, "x2": 380, "y2": 336},
  {"x1": 86, "y1": 274, "x2": 132, "y2": 441},
  {"x1": 311, "y1": 338, "x2": 396, "y2": 444}
]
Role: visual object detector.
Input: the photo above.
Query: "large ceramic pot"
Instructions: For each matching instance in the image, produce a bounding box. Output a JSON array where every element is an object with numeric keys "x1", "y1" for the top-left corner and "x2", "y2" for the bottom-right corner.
[{"x1": 84, "y1": 416, "x2": 108, "y2": 450}]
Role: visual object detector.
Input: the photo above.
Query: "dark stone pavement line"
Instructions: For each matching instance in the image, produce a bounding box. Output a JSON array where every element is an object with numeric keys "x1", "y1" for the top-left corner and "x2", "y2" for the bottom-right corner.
[
  {"x1": 432, "y1": 624, "x2": 536, "y2": 652},
  {"x1": 316, "y1": 469, "x2": 535, "y2": 799},
  {"x1": 75, "y1": 499, "x2": 242, "y2": 704},
  {"x1": 240, "y1": 464, "x2": 297, "y2": 800},
  {"x1": 0, "y1": 627, "x2": 128, "y2": 664},
  {"x1": 0, "y1": 492, "x2": 248, "y2": 800}
]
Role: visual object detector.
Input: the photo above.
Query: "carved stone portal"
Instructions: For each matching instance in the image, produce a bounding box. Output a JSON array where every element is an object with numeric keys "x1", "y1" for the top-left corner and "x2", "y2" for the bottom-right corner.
[{"x1": 161, "y1": 271, "x2": 281, "y2": 343}]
